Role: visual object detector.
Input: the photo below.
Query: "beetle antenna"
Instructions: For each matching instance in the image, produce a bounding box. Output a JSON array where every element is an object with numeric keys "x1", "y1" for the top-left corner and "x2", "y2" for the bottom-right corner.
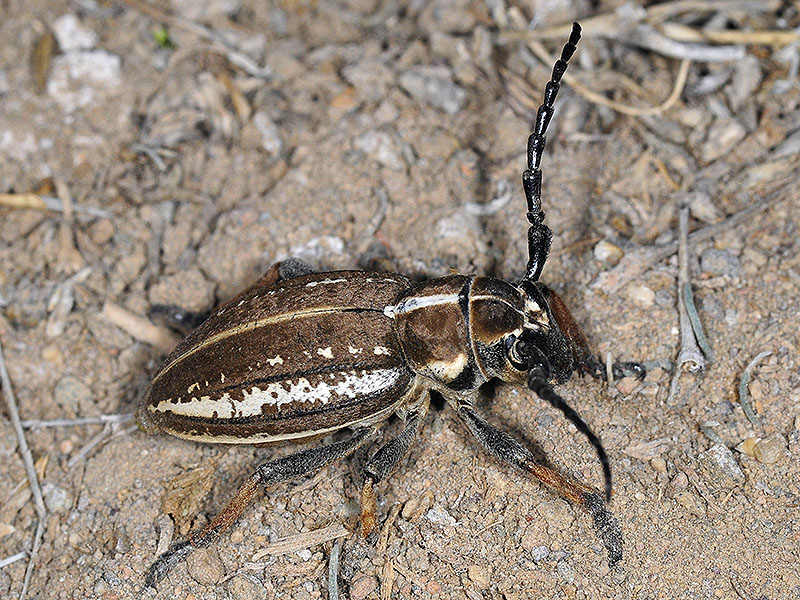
[
  {"x1": 522, "y1": 22, "x2": 581, "y2": 283},
  {"x1": 528, "y1": 366, "x2": 612, "y2": 502}
]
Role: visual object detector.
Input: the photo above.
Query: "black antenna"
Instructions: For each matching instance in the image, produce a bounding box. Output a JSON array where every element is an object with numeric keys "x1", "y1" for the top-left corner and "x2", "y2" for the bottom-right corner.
[{"x1": 522, "y1": 22, "x2": 581, "y2": 283}]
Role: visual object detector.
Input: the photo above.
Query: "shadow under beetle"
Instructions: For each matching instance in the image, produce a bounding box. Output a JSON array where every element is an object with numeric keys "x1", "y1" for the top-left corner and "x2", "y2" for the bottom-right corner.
[{"x1": 139, "y1": 23, "x2": 644, "y2": 587}]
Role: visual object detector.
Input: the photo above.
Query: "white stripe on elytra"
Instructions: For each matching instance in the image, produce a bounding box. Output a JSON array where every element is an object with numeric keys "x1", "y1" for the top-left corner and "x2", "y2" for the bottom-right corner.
[{"x1": 150, "y1": 368, "x2": 402, "y2": 419}]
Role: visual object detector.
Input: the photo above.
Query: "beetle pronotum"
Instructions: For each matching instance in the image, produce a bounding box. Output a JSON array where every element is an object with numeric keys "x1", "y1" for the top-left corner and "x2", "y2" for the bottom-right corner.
[{"x1": 139, "y1": 23, "x2": 643, "y2": 587}]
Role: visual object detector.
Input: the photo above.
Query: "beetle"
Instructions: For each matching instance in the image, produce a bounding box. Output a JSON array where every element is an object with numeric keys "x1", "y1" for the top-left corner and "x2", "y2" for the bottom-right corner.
[{"x1": 139, "y1": 23, "x2": 644, "y2": 587}]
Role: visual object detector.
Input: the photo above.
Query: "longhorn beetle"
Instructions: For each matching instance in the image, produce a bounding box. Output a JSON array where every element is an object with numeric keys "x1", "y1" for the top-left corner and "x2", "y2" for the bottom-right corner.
[{"x1": 139, "y1": 23, "x2": 643, "y2": 587}]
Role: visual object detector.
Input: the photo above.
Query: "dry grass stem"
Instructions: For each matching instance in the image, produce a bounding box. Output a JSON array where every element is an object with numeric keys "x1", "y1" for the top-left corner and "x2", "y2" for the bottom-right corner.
[
  {"x1": 739, "y1": 351, "x2": 772, "y2": 427},
  {"x1": 593, "y1": 184, "x2": 791, "y2": 294},
  {"x1": 327, "y1": 539, "x2": 341, "y2": 600},
  {"x1": 21, "y1": 413, "x2": 135, "y2": 429},
  {"x1": 523, "y1": 41, "x2": 691, "y2": 116},
  {"x1": 0, "y1": 192, "x2": 111, "y2": 218},
  {"x1": 250, "y1": 523, "x2": 349, "y2": 559},
  {"x1": 0, "y1": 337, "x2": 47, "y2": 600}
]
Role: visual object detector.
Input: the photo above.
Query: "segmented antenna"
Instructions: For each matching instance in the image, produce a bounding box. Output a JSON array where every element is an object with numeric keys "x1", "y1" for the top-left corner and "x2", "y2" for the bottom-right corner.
[{"x1": 522, "y1": 22, "x2": 581, "y2": 283}]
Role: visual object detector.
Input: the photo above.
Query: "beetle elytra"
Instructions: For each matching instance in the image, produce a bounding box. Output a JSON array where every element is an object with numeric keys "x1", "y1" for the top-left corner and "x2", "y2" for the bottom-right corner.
[{"x1": 140, "y1": 22, "x2": 643, "y2": 587}]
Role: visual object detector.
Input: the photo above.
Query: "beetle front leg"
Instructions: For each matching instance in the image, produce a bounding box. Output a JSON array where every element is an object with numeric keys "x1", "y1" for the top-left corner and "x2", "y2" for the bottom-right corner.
[
  {"x1": 360, "y1": 395, "x2": 430, "y2": 537},
  {"x1": 456, "y1": 404, "x2": 622, "y2": 566},
  {"x1": 144, "y1": 427, "x2": 373, "y2": 588},
  {"x1": 544, "y1": 286, "x2": 645, "y2": 381}
]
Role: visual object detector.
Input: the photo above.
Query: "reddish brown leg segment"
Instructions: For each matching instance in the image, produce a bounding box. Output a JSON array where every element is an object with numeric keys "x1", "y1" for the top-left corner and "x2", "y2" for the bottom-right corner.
[
  {"x1": 359, "y1": 396, "x2": 429, "y2": 538},
  {"x1": 144, "y1": 428, "x2": 372, "y2": 588},
  {"x1": 457, "y1": 403, "x2": 622, "y2": 565}
]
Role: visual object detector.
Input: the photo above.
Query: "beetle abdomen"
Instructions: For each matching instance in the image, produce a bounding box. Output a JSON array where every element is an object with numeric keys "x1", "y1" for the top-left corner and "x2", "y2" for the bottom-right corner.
[{"x1": 142, "y1": 272, "x2": 414, "y2": 443}]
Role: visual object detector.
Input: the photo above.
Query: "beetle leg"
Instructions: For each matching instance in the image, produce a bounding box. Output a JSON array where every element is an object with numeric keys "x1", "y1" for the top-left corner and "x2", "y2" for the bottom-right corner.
[
  {"x1": 360, "y1": 394, "x2": 430, "y2": 537},
  {"x1": 545, "y1": 286, "x2": 646, "y2": 381},
  {"x1": 144, "y1": 427, "x2": 373, "y2": 588},
  {"x1": 455, "y1": 403, "x2": 623, "y2": 567}
]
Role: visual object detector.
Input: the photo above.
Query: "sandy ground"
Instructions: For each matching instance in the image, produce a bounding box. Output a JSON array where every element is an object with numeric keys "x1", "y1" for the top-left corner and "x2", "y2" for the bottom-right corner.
[{"x1": 1, "y1": 1, "x2": 799, "y2": 599}]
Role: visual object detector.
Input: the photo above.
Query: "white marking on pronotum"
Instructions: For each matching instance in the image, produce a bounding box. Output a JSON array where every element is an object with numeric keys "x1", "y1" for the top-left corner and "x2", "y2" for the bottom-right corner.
[
  {"x1": 305, "y1": 278, "x2": 347, "y2": 288},
  {"x1": 220, "y1": 373, "x2": 226, "y2": 383},
  {"x1": 151, "y1": 369, "x2": 403, "y2": 419},
  {"x1": 428, "y1": 353, "x2": 468, "y2": 381},
  {"x1": 317, "y1": 347, "x2": 334, "y2": 359},
  {"x1": 266, "y1": 355, "x2": 284, "y2": 366},
  {"x1": 389, "y1": 293, "x2": 459, "y2": 316},
  {"x1": 373, "y1": 346, "x2": 390, "y2": 355},
  {"x1": 348, "y1": 346, "x2": 363, "y2": 355},
  {"x1": 187, "y1": 382, "x2": 200, "y2": 393}
]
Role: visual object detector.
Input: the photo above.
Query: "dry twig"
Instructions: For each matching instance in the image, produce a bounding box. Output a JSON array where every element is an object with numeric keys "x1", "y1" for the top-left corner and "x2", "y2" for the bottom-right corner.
[
  {"x1": 250, "y1": 523, "x2": 349, "y2": 560},
  {"x1": 738, "y1": 351, "x2": 772, "y2": 427},
  {"x1": 22, "y1": 413, "x2": 135, "y2": 429},
  {"x1": 667, "y1": 202, "x2": 707, "y2": 404},
  {"x1": 0, "y1": 192, "x2": 111, "y2": 218},
  {"x1": 100, "y1": 302, "x2": 181, "y2": 352},
  {"x1": 0, "y1": 337, "x2": 47, "y2": 600},
  {"x1": 327, "y1": 539, "x2": 341, "y2": 600},
  {"x1": 593, "y1": 184, "x2": 791, "y2": 293}
]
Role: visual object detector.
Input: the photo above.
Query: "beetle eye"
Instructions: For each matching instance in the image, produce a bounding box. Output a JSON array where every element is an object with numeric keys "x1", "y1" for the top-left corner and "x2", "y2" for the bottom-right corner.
[{"x1": 506, "y1": 336, "x2": 528, "y2": 371}]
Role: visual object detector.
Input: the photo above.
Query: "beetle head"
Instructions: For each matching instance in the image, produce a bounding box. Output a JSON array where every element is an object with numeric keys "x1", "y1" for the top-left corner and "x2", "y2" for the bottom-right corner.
[{"x1": 470, "y1": 278, "x2": 574, "y2": 385}]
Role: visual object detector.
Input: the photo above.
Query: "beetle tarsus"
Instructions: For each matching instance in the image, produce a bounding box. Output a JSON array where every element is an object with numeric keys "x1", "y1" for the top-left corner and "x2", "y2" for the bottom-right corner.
[
  {"x1": 584, "y1": 492, "x2": 623, "y2": 567},
  {"x1": 143, "y1": 539, "x2": 193, "y2": 588}
]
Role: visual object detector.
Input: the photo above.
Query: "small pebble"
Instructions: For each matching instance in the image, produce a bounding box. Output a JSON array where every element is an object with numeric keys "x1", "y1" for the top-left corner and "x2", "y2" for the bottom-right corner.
[
  {"x1": 230, "y1": 529, "x2": 244, "y2": 544},
  {"x1": 700, "y1": 248, "x2": 741, "y2": 278},
  {"x1": 697, "y1": 443, "x2": 745, "y2": 491},
  {"x1": 228, "y1": 574, "x2": 266, "y2": 600},
  {"x1": 753, "y1": 433, "x2": 785, "y2": 464},
  {"x1": 650, "y1": 457, "x2": 667, "y2": 474},
  {"x1": 349, "y1": 574, "x2": 378, "y2": 600},
  {"x1": 670, "y1": 471, "x2": 688, "y2": 490},
  {"x1": 735, "y1": 437, "x2": 759, "y2": 457},
  {"x1": 186, "y1": 547, "x2": 225, "y2": 585},
  {"x1": 594, "y1": 240, "x2": 624, "y2": 265},
  {"x1": 531, "y1": 546, "x2": 550, "y2": 562},
  {"x1": 252, "y1": 111, "x2": 283, "y2": 156},
  {"x1": 425, "y1": 505, "x2": 457, "y2": 526},
  {"x1": 54, "y1": 376, "x2": 93, "y2": 415},
  {"x1": 700, "y1": 118, "x2": 746, "y2": 162},
  {"x1": 556, "y1": 561, "x2": 575, "y2": 584},
  {"x1": 674, "y1": 491, "x2": 706, "y2": 517},
  {"x1": 467, "y1": 565, "x2": 491, "y2": 589},
  {"x1": 616, "y1": 376, "x2": 639, "y2": 396},
  {"x1": 627, "y1": 284, "x2": 655, "y2": 308},
  {"x1": 399, "y1": 65, "x2": 466, "y2": 115},
  {"x1": 42, "y1": 483, "x2": 71, "y2": 514}
]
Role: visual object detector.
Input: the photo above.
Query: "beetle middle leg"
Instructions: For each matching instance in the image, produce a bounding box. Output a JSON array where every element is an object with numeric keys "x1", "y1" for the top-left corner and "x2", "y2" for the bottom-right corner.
[
  {"x1": 360, "y1": 393, "x2": 430, "y2": 537},
  {"x1": 144, "y1": 427, "x2": 373, "y2": 588},
  {"x1": 455, "y1": 402, "x2": 623, "y2": 566}
]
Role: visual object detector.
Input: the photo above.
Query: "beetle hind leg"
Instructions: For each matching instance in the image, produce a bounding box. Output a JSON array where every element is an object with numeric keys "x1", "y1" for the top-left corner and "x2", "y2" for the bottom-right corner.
[
  {"x1": 143, "y1": 427, "x2": 372, "y2": 589},
  {"x1": 360, "y1": 394, "x2": 430, "y2": 538}
]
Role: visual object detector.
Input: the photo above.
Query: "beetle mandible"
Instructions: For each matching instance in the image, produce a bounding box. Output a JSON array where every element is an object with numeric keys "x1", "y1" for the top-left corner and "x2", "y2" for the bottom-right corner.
[{"x1": 139, "y1": 23, "x2": 644, "y2": 587}]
